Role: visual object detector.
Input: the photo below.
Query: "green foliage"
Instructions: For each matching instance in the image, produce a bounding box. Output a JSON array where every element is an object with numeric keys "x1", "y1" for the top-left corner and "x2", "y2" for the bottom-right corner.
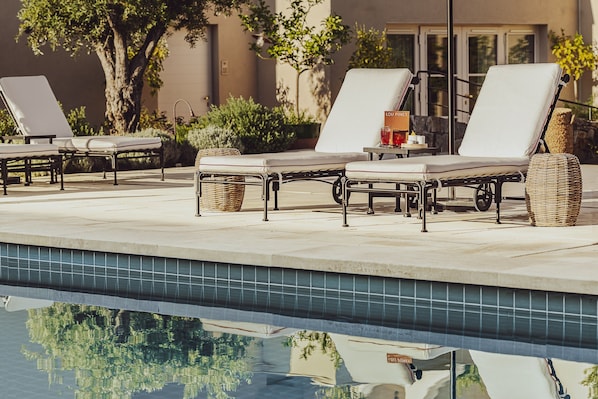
[
  {"x1": 456, "y1": 364, "x2": 486, "y2": 395},
  {"x1": 24, "y1": 303, "x2": 254, "y2": 399},
  {"x1": 0, "y1": 109, "x2": 17, "y2": 136},
  {"x1": 197, "y1": 96, "x2": 295, "y2": 153},
  {"x1": 278, "y1": 107, "x2": 318, "y2": 125},
  {"x1": 549, "y1": 29, "x2": 598, "y2": 81},
  {"x1": 582, "y1": 365, "x2": 598, "y2": 399},
  {"x1": 133, "y1": 128, "x2": 196, "y2": 167},
  {"x1": 187, "y1": 126, "x2": 245, "y2": 152},
  {"x1": 139, "y1": 108, "x2": 173, "y2": 132},
  {"x1": 240, "y1": 0, "x2": 351, "y2": 113},
  {"x1": 285, "y1": 330, "x2": 342, "y2": 369},
  {"x1": 66, "y1": 106, "x2": 100, "y2": 136},
  {"x1": 348, "y1": 24, "x2": 394, "y2": 69},
  {"x1": 17, "y1": 0, "x2": 248, "y2": 133}
]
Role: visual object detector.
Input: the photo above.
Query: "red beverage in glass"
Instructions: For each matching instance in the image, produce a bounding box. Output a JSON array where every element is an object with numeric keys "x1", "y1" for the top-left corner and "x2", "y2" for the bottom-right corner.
[
  {"x1": 392, "y1": 130, "x2": 407, "y2": 146},
  {"x1": 380, "y1": 126, "x2": 391, "y2": 146}
]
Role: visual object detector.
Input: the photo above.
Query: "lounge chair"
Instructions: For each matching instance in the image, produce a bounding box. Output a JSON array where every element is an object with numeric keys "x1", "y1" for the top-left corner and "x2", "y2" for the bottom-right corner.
[
  {"x1": 0, "y1": 75, "x2": 163, "y2": 185},
  {"x1": 341, "y1": 63, "x2": 568, "y2": 232},
  {"x1": 196, "y1": 68, "x2": 415, "y2": 220},
  {"x1": 0, "y1": 141, "x2": 63, "y2": 195}
]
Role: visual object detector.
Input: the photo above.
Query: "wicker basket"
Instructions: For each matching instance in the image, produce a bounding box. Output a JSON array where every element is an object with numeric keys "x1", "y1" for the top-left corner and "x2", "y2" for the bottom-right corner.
[
  {"x1": 195, "y1": 148, "x2": 245, "y2": 212},
  {"x1": 545, "y1": 107, "x2": 574, "y2": 153},
  {"x1": 525, "y1": 153, "x2": 582, "y2": 226}
]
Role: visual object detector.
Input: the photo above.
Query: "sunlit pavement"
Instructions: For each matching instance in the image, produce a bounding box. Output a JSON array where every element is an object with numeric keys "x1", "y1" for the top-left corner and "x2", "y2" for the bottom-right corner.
[{"x1": 0, "y1": 164, "x2": 596, "y2": 295}]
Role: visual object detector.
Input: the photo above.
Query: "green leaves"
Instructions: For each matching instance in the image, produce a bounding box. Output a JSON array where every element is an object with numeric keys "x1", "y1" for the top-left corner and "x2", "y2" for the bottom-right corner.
[{"x1": 241, "y1": 0, "x2": 350, "y2": 73}]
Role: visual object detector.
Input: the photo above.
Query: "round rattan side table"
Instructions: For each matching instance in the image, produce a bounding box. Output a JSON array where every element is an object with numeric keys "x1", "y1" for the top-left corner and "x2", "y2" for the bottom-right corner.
[{"x1": 525, "y1": 153, "x2": 582, "y2": 226}]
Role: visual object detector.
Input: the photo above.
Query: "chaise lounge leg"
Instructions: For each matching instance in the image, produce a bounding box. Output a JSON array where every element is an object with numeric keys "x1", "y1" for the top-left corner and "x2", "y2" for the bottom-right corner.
[
  {"x1": 341, "y1": 177, "x2": 349, "y2": 227},
  {"x1": 2, "y1": 160, "x2": 7, "y2": 195},
  {"x1": 261, "y1": 174, "x2": 269, "y2": 221},
  {"x1": 195, "y1": 172, "x2": 202, "y2": 217},
  {"x1": 494, "y1": 181, "x2": 503, "y2": 224},
  {"x1": 159, "y1": 148, "x2": 165, "y2": 181},
  {"x1": 419, "y1": 182, "x2": 428, "y2": 233},
  {"x1": 112, "y1": 154, "x2": 118, "y2": 185},
  {"x1": 57, "y1": 155, "x2": 64, "y2": 191}
]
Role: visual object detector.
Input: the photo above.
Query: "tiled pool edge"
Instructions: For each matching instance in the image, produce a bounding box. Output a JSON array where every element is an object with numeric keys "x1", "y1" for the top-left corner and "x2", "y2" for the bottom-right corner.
[{"x1": 1, "y1": 242, "x2": 597, "y2": 362}]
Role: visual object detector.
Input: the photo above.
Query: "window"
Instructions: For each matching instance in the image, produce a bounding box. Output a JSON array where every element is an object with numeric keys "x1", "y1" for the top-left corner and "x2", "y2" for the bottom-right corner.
[{"x1": 387, "y1": 26, "x2": 538, "y2": 121}]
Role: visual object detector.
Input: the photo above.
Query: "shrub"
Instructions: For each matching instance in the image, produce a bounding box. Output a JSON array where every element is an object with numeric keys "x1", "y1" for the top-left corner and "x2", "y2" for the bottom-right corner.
[
  {"x1": 187, "y1": 125, "x2": 245, "y2": 152},
  {"x1": 198, "y1": 96, "x2": 295, "y2": 153},
  {"x1": 66, "y1": 106, "x2": 101, "y2": 136},
  {"x1": 0, "y1": 109, "x2": 17, "y2": 137}
]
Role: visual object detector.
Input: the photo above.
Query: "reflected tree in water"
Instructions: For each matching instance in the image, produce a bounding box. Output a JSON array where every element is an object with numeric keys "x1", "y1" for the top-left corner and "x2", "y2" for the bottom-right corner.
[
  {"x1": 582, "y1": 366, "x2": 598, "y2": 399},
  {"x1": 285, "y1": 330, "x2": 342, "y2": 368},
  {"x1": 456, "y1": 364, "x2": 486, "y2": 395},
  {"x1": 22, "y1": 303, "x2": 253, "y2": 399}
]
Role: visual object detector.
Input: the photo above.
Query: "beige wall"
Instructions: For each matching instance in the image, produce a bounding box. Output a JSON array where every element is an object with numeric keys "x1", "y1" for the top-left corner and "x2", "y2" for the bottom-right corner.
[
  {"x1": 2, "y1": 0, "x2": 594, "y2": 127},
  {"x1": 329, "y1": 0, "x2": 581, "y2": 102},
  {"x1": 1, "y1": 0, "x2": 106, "y2": 127}
]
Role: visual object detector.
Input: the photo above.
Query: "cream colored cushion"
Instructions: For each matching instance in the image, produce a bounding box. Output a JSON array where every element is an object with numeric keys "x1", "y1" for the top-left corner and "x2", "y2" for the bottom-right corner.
[
  {"x1": 55, "y1": 136, "x2": 162, "y2": 153},
  {"x1": 199, "y1": 149, "x2": 368, "y2": 175},
  {"x1": 0, "y1": 143, "x2": 59, "y2": 160},
  {"x1": 0, "y1": 75, "x2": 162, "y2": 152},
  {"x1": 345, "y1": 155, "x2": 529, "y2": 181},
  {"x1": 315, "y1": 68, "x2": 413, "y2": 153},
  {"x1": 458, "y1": 63, "x2": 563, "y2": 158}
]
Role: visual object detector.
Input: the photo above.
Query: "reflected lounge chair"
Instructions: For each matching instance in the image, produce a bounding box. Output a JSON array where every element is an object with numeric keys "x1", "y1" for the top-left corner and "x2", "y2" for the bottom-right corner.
[
  {"x1": 0, "y1": 75, "x2": 163, "y2": 185},
  {"x1": 196, "y1": 68, "x2": 415, "y2": 221},
  {"x1": 341, "y1": 63, "x2": 568, "y2": 232}
]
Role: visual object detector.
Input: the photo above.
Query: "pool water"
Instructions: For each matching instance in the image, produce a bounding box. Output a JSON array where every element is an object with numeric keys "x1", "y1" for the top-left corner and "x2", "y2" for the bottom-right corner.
[{"x1": 0, "y1": 292, "x2": 594, "y2": 399}]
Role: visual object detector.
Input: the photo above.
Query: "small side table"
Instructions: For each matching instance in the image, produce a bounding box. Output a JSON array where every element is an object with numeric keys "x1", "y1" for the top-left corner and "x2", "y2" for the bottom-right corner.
[
  {"x1": 363, "y1": 145, "x2": 439, "y2": 160},
  {"x1": 362, "y1": 145, "x2": 440, "y2": 214}
]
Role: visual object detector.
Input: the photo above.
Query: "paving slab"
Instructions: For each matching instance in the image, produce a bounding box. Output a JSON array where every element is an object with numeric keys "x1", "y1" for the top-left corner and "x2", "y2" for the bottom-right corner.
[{"x1": 0, "y1": 164, "x2": 596, "y2": 295}]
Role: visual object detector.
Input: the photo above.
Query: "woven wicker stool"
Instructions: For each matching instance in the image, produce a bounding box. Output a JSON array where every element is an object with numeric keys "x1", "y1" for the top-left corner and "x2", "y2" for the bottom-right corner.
[
  {"x1": 195, "y1": 148, "x2": 245, "y2": 212},
  {"x1": 525, "y1": 153, "x2": 582, "y2": 226}
]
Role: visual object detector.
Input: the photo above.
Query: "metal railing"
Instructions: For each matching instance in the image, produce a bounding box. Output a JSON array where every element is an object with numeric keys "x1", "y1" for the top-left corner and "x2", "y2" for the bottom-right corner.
[
  {"x1": 415, "y1": 70, "x2": 482, "y2": 119},
  {"x1": 557, "y1": 98, "x2": 598, "y2": 120}
]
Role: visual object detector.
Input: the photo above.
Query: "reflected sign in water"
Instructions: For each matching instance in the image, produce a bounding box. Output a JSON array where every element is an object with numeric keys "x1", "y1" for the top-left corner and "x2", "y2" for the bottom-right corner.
[{"x1": 1, "y1": 294, "x2": 595, "y2": 399}]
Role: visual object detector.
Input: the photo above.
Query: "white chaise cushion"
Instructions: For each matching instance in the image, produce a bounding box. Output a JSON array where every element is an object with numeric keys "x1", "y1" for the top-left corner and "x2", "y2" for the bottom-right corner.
[
  {"x1": 0, "y1": 75, "x2": 162, "y2": 152},
  {"x1": 199, "y1": 149, "x2": 368, "y2": 175},
  {"x1": 315, "y1": 68, "x2": 413, "y2": 153},
  {"x1": 458, "y1": 63, "x2": 563, "y2": 158},
  {"x1": 0, "y1": 75, "x2": 73, "y2": 139},
  {"x1": 55, "y1": 136, "x2": 162, "y2": 153},
  {"x1": 345, "y1": 155, "x2": 529, "y2": 181},
  {"x1": 0, "y1": 143, "x2": 59, "y2": 160}
]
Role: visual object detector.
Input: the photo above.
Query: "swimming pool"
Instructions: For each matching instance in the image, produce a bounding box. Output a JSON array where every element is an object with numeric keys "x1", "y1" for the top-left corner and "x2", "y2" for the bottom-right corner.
[{"x1": 0, "y1": 288, "x2": 594, "y2": 399}]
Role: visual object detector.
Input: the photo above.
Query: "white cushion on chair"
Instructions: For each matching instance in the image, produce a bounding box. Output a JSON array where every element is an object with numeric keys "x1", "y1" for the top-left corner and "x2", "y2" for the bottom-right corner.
[
  {"x1": 458, "y1": 63, "x2": 563, "y2": 158},
  {"x1": 315, "y1": 68, "x2": 413, "y2": 153},
  {"x1": 55, "y1": 136, "x2": 162, "y2": 153},
  {"x1": 199, "y1": 149, "x2": 368, "y2": 175},
  {"x1": 0, "y1": 143, "x2": 59, "y2": 159},
  {"x1": 345, "y1": 155, "x2": 529, "y2": 181}
]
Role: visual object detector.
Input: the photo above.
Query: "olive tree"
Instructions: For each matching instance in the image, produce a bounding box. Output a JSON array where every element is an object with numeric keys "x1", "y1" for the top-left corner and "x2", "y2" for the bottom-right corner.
[
  {"x1": 240, "y1": 0, "x2": 351, "y2": 116},
  {"x1": 17, "y1": 0, "x2": 247, "y2": 134}
]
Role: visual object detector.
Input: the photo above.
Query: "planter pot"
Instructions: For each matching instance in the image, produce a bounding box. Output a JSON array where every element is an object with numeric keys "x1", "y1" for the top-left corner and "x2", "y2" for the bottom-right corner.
[{"x1": 286, "y1": 123, "x2": 321, "y2": 150}]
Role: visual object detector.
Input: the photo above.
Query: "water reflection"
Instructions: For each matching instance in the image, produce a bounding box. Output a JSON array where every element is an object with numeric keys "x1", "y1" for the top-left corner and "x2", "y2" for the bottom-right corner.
[{"x1": 1, "y1": 295, "x2": 596, "y2": 399}]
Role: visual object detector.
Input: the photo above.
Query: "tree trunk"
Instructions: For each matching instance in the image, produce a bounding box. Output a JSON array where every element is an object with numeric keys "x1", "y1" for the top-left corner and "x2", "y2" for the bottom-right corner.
[{"x1": 95, "y1": 14, "x2": 164, "y2": 134}]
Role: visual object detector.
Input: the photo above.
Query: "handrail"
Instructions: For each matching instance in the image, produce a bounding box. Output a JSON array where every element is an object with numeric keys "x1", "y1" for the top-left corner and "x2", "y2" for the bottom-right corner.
[
  {"x1": 415, "y1": 70, "x2": 482, "y2": 119},
  {"x1": 558, "y1": 98, "x2": 598, "y2": 120}
]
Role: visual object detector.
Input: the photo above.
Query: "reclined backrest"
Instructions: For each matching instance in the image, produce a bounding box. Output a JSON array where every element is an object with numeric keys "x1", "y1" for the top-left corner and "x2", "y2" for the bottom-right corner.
[
  {"x1": 315, "y1": 68, "x2": 413, "y2": 153},
  {"x1": 458, "y1": 63, "x2": 563, "y2": 158},
  {"x1": 0, "y1": 75, "x2": 74, "y2": 140}
]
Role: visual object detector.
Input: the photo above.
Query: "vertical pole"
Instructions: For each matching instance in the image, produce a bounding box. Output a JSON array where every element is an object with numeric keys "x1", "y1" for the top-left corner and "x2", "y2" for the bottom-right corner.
[
  {"x1": 447, "y1": 0, "x2": 456, "y2": 155},
  {"x1": 451, "y1": 351, "x2": 457, "y2": 399},
  {"x1": 447, "y1": 0, "x2": 457, "y2": 200}
]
